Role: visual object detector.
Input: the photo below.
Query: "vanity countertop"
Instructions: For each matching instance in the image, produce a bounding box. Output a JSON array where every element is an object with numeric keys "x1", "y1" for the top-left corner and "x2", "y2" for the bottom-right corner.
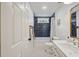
[{"x1": 52, "y1": 40, "x2": 79, "y2": 57}]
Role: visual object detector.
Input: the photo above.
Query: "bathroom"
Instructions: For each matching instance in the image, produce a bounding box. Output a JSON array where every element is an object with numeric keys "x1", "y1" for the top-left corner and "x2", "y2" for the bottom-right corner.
[{"x1": 0, "y1": 1, "x2": 79, "y2": 57}]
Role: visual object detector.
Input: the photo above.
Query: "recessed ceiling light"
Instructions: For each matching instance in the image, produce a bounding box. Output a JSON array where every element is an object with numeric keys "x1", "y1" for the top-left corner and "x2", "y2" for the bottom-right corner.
[
  {"x1": 42, "y1": 6, "x2": 47, "y2": 10},
  {"x1": 64, "y1": 2, "x2": 72, "y2": 4}
]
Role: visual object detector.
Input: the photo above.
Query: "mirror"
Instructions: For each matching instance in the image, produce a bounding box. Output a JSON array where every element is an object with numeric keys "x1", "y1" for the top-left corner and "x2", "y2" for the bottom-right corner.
[{"x1": 70, "y1": 4, "x2": 79, "y2": 38}]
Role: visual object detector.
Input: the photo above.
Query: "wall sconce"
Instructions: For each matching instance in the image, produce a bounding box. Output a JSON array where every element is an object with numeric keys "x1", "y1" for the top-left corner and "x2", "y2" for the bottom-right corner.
[{"x1": 57, "y1": 19, "x2": 61, "y2": 26}]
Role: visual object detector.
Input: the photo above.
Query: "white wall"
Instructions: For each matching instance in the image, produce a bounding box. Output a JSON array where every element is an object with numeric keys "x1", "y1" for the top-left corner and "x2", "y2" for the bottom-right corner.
[
  {"x1": 55, "y1": 3, "x2": 79, "y2": 40},
  {"x1": 24, "y1": 2, "x2": 34, "y2": 26},
  {"x1": 50, "y1": 17, "x2": 55, "y2": 40},
  {"x1": 1, "y1": 2, "x2": 34, "y2": 57},
  {"x1": 77, "y1": 8, "x2": 79, "y2": 38},
  {"x1": 0, "y1": 3, "x2": 1, "y2": 56}
]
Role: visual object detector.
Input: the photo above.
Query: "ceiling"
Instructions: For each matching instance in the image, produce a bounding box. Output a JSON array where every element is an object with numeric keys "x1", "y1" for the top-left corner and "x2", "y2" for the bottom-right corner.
[{"x1": 30, "y1": 2, "x2": 64, "y2": 17}]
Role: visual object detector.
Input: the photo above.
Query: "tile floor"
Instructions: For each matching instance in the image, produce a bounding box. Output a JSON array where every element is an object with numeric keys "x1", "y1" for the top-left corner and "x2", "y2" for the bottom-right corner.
[{"x1": 22, "y1": 37, "x2": 58, "y2": 57}]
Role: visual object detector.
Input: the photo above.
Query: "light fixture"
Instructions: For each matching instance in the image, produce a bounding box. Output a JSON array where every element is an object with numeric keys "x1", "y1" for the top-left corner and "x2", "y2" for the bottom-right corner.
[
  {"x1": 42, "y1": 6, "x2": 47, "y2": 10},
  {"x1": 64, "y1": 2, "x2": 72, "y2": 4}
]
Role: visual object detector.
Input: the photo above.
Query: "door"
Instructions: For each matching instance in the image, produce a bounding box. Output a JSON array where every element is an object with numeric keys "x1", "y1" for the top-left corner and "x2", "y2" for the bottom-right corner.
[
  {"x1": 1, "y1": 2, "x2": 34, "y2": 57},
  {"x1": 1, "y1": 3, "x2": 22, "y2": 57},
  {"x1": 34, "y1": 17, "x2": 51, "y2": 37}
]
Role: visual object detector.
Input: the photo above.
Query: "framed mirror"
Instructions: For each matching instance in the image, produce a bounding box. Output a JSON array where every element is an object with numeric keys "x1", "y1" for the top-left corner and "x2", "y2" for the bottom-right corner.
[{"x1": 70, "y1": 4, "x2": 79, "y2": 38}]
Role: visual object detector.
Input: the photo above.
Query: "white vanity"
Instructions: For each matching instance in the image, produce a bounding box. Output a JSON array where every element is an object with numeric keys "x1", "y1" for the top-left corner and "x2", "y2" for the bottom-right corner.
[
  {"x1": 45, "y1": 40, "x2": 66, "y2": 57},
  {"x1": 52, "y1": 39, "x2": 79, "y2": 57}
]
